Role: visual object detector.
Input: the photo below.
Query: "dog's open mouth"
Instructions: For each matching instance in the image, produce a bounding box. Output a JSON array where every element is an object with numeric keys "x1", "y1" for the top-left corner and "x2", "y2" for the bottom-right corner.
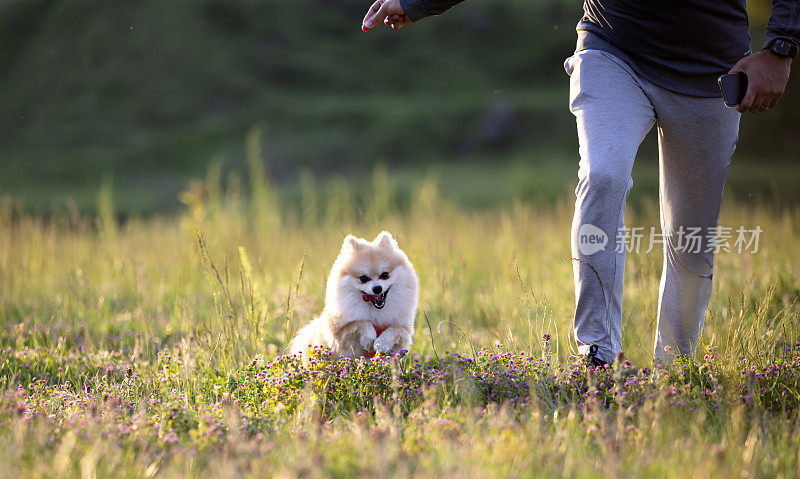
[{"x1": 362, "y1": 287, "x2": 389, "y2": 309}]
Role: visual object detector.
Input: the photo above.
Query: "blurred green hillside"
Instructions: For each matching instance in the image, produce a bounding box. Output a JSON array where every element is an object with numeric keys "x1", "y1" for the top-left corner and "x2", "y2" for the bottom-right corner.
[{"x1": 0, "y1": 0, "x2": 798, "y2": 214}]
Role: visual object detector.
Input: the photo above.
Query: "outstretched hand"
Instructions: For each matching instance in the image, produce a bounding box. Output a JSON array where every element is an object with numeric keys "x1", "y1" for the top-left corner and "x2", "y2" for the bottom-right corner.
[
  {"x1": 728, "y1": 50, "x2": 792, "y2": 113},
  {"x1": 362, "y1": 0, "x2": 412, "y2": 31}
]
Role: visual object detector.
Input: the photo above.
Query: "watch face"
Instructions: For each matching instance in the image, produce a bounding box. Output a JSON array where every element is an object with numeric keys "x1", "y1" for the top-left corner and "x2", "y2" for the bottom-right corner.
[
  {"x1": 772, "y1": 40, "x2": 797, "y2": 58},
  {"x1": 775, "y1": 41, "x2": 791, "y2": 56}
]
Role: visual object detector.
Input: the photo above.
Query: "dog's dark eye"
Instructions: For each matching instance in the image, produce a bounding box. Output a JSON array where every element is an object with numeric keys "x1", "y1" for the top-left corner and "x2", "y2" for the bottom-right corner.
[
  {"x1": 379, "y1": 272, "x2": 390, "y2": 280},
  {"x1": 359, "y1": 275, "x2": 370, "y2": 283}
]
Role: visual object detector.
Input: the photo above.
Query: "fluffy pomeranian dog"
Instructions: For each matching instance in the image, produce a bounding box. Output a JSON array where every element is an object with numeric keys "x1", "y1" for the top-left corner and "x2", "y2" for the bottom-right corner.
[{"x1": 290, "y1": 231, "x2": 418, "y2": 358}]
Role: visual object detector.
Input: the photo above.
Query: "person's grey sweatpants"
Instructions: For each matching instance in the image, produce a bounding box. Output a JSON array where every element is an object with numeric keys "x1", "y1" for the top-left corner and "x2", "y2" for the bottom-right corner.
[{"x1": 564, "y1": 49, "x2": 741, "y2": 365}]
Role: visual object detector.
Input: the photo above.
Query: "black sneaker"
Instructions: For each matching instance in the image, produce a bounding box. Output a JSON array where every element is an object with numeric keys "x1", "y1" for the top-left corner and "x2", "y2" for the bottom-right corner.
[{"x1": 584, "y1": 344, "x2": 608, "y2": 368}]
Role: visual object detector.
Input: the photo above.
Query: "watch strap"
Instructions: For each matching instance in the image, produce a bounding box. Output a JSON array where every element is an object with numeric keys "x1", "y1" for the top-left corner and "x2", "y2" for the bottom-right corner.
[{"x1": 768, "y1": 38, "x2": 798, "y2": 58}]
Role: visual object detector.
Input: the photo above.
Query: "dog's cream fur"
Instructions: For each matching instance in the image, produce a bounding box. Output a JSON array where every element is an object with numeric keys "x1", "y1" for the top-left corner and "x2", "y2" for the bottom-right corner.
[{"x1": 289, "y1": 232, "x2": 418, "y2": 358}]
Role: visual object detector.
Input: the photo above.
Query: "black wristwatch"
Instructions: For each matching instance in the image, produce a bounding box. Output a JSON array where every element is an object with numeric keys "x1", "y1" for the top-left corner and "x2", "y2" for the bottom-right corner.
[{"x1": 767, "y1": 39, "x2": 798, "y2": 59}]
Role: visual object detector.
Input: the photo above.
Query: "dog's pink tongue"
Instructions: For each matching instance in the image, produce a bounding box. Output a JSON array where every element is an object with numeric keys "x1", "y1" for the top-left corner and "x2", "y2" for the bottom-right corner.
[{"x1": 362, "y1": 294, "x2": 379, "y2": 302}]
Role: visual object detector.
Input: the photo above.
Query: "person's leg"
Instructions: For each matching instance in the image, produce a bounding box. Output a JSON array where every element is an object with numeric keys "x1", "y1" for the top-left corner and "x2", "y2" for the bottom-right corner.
[
  {"x1": 565, "y1": 50, "x2": 656, "y2": 364},
  {"x1": 647, "y1": 85, "x2": 741, "y2": 364}
]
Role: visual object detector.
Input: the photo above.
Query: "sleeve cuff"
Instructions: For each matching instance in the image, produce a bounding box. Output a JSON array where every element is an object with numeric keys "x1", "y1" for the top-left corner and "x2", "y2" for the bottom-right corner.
[
  {"x1": 399, "y1": 0, "x2": 428, "y2": 22},
  {"x1": 763, "y1": 28, "x2": 800, "y2": 51}
]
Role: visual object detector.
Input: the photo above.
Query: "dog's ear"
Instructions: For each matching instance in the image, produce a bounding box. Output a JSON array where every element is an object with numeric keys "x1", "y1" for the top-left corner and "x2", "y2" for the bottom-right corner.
[
  {"x1": 374, "y1": 231, "x2": 397, "y2": 249},
  {"x1": 342, "y1": 235, "x2": 363, "y2": 252}
]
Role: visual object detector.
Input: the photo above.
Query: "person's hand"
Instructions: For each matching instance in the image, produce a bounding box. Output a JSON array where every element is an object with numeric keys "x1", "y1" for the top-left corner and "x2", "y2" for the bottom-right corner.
[
  {"x1": 728, "y1": 50, "x2": 792, "y2": 113},
  {"x1": 362, "y1": 0, "x2": 412, "y2": 31}
]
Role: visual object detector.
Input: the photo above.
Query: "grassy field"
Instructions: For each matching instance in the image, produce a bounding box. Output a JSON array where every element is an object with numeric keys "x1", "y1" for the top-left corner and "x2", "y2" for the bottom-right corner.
[
  {"x1": 3, "y1": 1, "x2": 800, "y2": 475},
  {"x1": 1, "y1": 153, "x2": 800, "y2": 477}
]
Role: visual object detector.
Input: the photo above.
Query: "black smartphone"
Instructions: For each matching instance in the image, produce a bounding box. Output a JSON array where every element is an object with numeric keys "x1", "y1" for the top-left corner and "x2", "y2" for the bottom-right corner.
[{"x1": 718, "y1": 72, "x2": 748, "y2": 107}]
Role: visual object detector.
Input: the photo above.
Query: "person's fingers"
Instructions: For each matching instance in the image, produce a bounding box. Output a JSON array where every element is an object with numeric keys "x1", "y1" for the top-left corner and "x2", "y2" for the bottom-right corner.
[
  {"x1": 385, "y1": 13, "x2": 401, "y2": 25},
  {"x1": 728, "y1": 57, "x2": 747, "y2": 75},
  {"x1": 737, "y1": 76, "x2": 757, "y2": 113},
  {"x1": 371, "y1": 1, "x2": 394, "y2": 29},
  {"x1": 363, "y1": 0, "x2": 410, "y2": 31},
  {"x1": 391, "y1": 18, "x2": 411, "y2": 29},
  {"x1": 760, "y1": 92, "x2": 778, "y2": 112},
  {"x1": 748, "y1": 96, "x2": 762, "y2": 113},
  {"x1": 362, "y1": 0, "x2": 385, "y2": 31},
  {"x1": 363, "y1": 0, "x2": 381, "y2": 24},
  {"x1": 750, "y1": 93, "x2": 769, "y2": 113}
]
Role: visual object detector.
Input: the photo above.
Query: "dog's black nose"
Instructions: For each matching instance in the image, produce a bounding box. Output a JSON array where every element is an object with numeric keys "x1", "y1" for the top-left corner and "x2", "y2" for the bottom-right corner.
[{"x1": 372, "y1": 285, "x2": 382, "y2": 294}]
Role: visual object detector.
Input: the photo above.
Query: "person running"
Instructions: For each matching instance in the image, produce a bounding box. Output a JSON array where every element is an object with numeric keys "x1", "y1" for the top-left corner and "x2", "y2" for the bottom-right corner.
[{"x1": 362, "y1": 0, "x2": 798, "y2": 365}]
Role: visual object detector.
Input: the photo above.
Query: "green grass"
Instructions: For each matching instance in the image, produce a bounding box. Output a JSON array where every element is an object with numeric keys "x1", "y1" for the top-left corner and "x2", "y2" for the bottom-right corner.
[
  {"x1": 6, "y1": 137, "x2": 800, "y2": 216},
  {"x1": 1, "y1": 161, "x2": 800, "y2": 476},
  {"x1": 3, "y1": 0, "x2": 800, "y2": 474}
]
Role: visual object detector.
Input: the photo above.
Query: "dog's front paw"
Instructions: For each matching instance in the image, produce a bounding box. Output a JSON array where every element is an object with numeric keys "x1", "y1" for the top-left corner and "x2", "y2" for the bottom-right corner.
[
  {"x1": 359, "y1": 330, "x2": 377, "y2": 352},
  {"x1": 373, "y1": 338, "x2": 395, "y2": 355}
]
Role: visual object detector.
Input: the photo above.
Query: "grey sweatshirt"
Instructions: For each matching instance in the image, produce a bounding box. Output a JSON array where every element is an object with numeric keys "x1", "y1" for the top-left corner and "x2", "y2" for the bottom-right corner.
[{"x1": 399, "y1": 0, "x2": 800, "y2": 97}]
